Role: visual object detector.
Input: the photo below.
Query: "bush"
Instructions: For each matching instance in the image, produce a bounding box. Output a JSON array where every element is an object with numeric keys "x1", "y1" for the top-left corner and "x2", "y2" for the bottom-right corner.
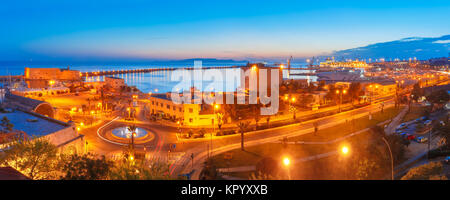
[
  {"x1": 223, "y1": 130, "x2": 236, "y2": 136},
  {"x1": 255, "y1": 157, "x2": 279, "y2": 177},
  {"x1": 428, "y1": 148, "x2": 450, "y2": 159},
  {"x1": 401, "y1": 161, "x2": 447, "y2": 180}
]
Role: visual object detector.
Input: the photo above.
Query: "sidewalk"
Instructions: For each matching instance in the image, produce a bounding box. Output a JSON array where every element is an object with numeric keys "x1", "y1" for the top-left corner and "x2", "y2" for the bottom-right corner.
[
  {"x1": 384, "y1": 105, "x2": 409, "y2": 135},
  {"x1": 175, "y1": 100, "x2": 397, "y2": 179}
]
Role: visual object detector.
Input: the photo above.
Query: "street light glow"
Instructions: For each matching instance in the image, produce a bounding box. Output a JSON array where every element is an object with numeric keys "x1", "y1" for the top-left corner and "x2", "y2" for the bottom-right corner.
[
  {"x1": 341, "y1": 146, "x2": 349, "y2": 155},
  {"x1": 283, "y1": 157, "x2": 290, "y2": 166}
]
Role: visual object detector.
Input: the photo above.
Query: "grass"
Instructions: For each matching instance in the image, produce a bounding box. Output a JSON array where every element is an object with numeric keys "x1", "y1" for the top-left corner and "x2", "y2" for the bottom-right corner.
[
  {"x1": 401, "y1": 105, "x2": 429, "y2": 123},
  {"x1": 288, "y1": 106, "x2": 403, "y2": 142},
  {"x1": 216, "y1": 133, "x2": 375, "y2": 180},
  {"x1": 212, "y1": 106, "x2": 404, "y2": 179}
]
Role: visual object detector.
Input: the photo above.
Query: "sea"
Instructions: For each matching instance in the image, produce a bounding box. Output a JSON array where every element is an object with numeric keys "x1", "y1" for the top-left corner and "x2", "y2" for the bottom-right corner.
[{"x1": 0, "y1": 61, "x2": 317, "y2": 93}]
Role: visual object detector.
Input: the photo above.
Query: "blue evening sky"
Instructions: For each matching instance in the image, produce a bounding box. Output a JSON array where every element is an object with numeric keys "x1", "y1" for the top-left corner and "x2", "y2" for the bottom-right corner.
[{"x1": 0, "y1": 0, "x2": 449, "y2": 61}]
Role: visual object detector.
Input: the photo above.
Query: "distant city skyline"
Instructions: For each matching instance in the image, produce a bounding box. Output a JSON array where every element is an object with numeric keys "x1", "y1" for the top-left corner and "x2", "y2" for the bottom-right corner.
[{"x1": 1, "y1": 0, "x2": 450, "y2": 62}]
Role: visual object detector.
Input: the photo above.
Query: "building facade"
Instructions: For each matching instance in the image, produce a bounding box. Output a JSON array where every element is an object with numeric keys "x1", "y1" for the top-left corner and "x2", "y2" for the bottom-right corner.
[
  {"x1": 24, "y1": 67, "x2": 81, "y2": 81},
  {"x1": 148, "y1": 93, "x2": 217, "y2": 127}
]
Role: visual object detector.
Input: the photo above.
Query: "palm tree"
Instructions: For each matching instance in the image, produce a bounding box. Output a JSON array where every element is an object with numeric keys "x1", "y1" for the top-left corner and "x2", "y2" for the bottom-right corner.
[
  {"x1": 127, "y1": 124, "x2": 137, "y2": 152},
  {"x1": 266, "y1": 116, "x2": 271, "y2": 128},
  {"x1": 237, "y1": 121, "x2": 250, "y2": 151},
  {"x1": 433, "y1": 120, "x2": 450, "y2": 149}
]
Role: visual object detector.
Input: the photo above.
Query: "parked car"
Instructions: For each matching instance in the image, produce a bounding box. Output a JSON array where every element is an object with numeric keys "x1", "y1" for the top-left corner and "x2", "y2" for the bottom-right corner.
[
  {"x1": 397, "y1": 123, "x2": 407, "y2": 129},
  {"x1": 399, "y1": 132, "x2": 407, "y2": 138},
  {"x1": 415, "y1": 136, "x2": 428, "y2": 143},
  {"x1": 420, "y1": 116, "x2": 429, "y2": 121},
  {"x1": 415, "y1": 118, "x2": 422, "y2": 123},
  {"x1": 424, "y1": 120, "x2": 432, "y2": 126},
  {"x1": 444, "y1": 156, "x2": 450, "y2": 165},
  {"x1": 406, "y1": 134, "x2": 416, "y2": 140}
]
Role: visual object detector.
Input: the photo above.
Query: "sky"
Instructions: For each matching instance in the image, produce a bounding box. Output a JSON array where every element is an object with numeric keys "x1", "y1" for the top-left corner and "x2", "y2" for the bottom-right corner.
[{"x1": 0, "y1": 0, "x2": 449, "y2": 62}]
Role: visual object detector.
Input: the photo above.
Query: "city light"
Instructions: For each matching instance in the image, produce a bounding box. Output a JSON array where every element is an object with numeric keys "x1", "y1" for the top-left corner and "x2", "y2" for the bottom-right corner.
[
  {"x1": 341, "y1": 146, "x2": 349, "y2": 155},
  {"x1": 283, "y1": 157, "x2": 291, "y2": 166}
]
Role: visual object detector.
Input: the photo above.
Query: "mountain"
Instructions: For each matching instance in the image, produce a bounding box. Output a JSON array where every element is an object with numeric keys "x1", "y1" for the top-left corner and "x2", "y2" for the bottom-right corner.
[
  {"x1": 167, "y1": 58, "x2": 248, "y2": 64},
  {"x1": 330, "y1": 35, "x2": 450, "y2": 60}
]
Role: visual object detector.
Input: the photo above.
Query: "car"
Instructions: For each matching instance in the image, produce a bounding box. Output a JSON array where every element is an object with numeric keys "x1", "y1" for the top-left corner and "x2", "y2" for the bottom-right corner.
[
  {"x1": 399, "y1": 132, "x2": 407, "y2": 138},
  {"x1": 424, "y1": 120, "x2": 432, "y2": 126},
  {"x1": 444, "y1": 156, "x2": 450, "y2": 165},
  {"x1": 415, "y1": 118, "x2": 422, "y2": 123},
  {"x1": 406, "y1": 134, "x2": 416, "y2": 140},
  {"x1": 420, "y1": 116, "x2": 429, "y2": 121},
  {"x1": 397, "y1": 123, "x2": 407, "y2": 129},
  {"x1": 415, "y1": 136, "x2": 428, "y2": 143}
]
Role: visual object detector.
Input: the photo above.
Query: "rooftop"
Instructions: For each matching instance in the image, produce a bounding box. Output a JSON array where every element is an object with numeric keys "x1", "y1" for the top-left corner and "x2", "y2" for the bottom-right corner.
[{"x1": 0, "y1": 109, "x2": 67, "y2": 138}]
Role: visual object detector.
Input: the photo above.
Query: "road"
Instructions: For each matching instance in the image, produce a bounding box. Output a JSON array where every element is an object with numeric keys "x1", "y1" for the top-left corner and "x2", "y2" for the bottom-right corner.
[{"x1": 172, "y1": 99, "x2": 396, "y2": 179}]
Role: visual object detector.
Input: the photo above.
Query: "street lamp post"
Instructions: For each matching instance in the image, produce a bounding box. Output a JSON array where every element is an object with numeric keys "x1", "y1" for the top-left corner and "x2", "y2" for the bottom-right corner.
[
  {"x1": 289, "y1": 97, "x2": 296, "y2": 120},
  {"x1": 380, "y1": 137, "x2": 394, "y2": 180},
  {"x1": 211, "y1": 104, "x2": 220, "y2": 157},
  {"x1": 283, "y1": 157, "x2": 291, "y2": 180},
  {"x1": 340, "y1": 145, "x2": 350, "y2": 179},
  {"x1": 336, "y1": 89, "x2": 347, "y2": 113}
]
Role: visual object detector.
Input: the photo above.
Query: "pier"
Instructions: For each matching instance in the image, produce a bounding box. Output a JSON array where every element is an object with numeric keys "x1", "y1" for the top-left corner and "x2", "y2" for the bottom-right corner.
[{"x1": 80, "y1": 66, "x2": 242, "y2": 77}]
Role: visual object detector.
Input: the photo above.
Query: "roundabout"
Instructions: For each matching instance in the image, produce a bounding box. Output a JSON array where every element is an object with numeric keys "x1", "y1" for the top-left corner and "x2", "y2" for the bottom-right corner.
[{"x1": 98, "y1": 118, "x2": 155, "y2": 145}]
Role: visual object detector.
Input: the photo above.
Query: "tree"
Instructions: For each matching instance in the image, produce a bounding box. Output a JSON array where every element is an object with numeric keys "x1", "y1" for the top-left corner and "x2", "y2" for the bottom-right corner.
[
  {"x1": 371, "y1": 126, "x2": 407, "y2": 165},
  {"x1": 216, "y1": 113, "x2": 224, "y2": 131},
  {"x1": 348, "y1": 82, "x2": 362, "y2": 105},
  {"x1": 411, "y1": 83, "x2": 423, "y2": 102},
  {"x1": 0, "y1": 138, "x2": 58, "y2": 180},
  {"x1": 401, "y1": 161, "x2": 447, "y2": 180},
  {"x1": 313, "y1": 122, "x2": 319, "y2": 136},
  {"x1": 318, "y1": 80, "x2": 326, "y2": 91},
  {"x1": 353, "y1": 158, "x2": 380, "y2": 180},
  {"x1": 300, "y1": 94, "x2": 314, "y2": 108},
  {"x1": 433, "y1": 120, "x2": 450, "y2": 149},
  {"x1": 289, "y1": 105, "x2": 298, "y2": 120},
  {"x1": 199, "y1": 159, "x2": 218, "y2": 180},
  {"x1": 109, "y1": 159, "x2": 173, "y2": 180},
  {"x1": 0, "y1": 116, "x2": 14, "y2": 132},
  {"x1": 251, "y1": 104, "x2": 261, "y2": 129},
  {"x1": 255, "y1": 157, "x2": 279, "y2": 177},
  {"x1": 127, "y1": 124, "x2": 137, "y2": 152},
  {"x1": 426, "y1": 89, "x2": 450, "y2": 107},
  {"x1": 237, "y1": 121, "x2": 250, "y2": 150},
  {"x1": 60, "y1": 153, "x2": 113, "y2": 180},
  {"x1": 325, "y1": 84, "x2": 338, "y2": 103}
]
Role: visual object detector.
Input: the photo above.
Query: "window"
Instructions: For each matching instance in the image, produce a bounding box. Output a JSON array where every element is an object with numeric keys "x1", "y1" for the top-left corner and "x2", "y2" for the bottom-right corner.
[
  {"x1": 189, "y1": 118, "x2": 193, "y2": 123},
  {"x1": 179, "y1": 108, "x2": 182, "y2": 112},
  {"x1": 189, "y1": 108, "x2": 193, "y2": 113},
  {"x1": 152, "y1": 101, "x2": 154, "y2": 105},
  {"x1": 167, "y1": 105, "x2": 170, "y2": 109},
  {"x1": 173, "y1": 106, "x2": 176, "y2": 111}
]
